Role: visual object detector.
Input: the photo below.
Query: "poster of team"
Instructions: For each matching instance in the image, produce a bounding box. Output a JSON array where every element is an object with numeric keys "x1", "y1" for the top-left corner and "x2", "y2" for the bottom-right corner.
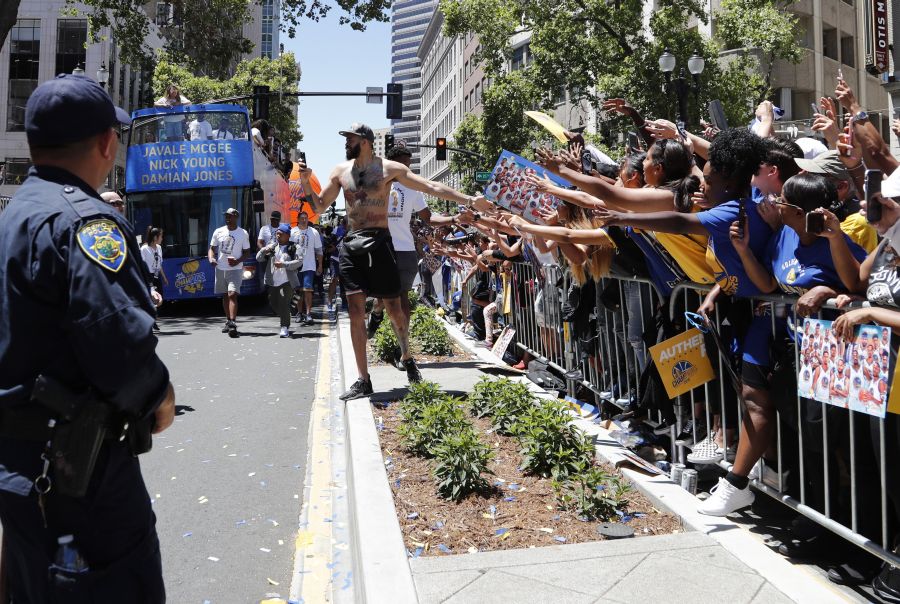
[
  {"x1": 799, "y1": 319, "x2": 891, "y2": 418},
  {"x1": 483, "y1": 150, "x2": 570, "y2": 224}
]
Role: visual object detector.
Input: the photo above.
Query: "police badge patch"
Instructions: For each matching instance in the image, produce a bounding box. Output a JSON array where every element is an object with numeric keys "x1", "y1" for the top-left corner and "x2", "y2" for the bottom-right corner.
[{"x1": 76, "y1": 219, "x2": 128, "y2": 272}]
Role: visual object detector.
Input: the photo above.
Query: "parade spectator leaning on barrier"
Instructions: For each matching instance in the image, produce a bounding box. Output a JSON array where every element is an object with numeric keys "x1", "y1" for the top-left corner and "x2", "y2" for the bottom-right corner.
[
  {"x1": 594, "y1": 128, "x2": 771, "y2": 464},
  {"x1": 697, "y1": 173, "x2": 867, "y2": 517}
]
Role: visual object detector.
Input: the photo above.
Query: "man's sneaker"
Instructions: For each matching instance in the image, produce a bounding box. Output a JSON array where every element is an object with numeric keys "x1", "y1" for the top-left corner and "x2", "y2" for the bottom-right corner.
[
  {"x1": 303, "y1": 314, "x2": 315, "y2": 326},
  {"x1": 403, "y1": 358, "x2": 422, "y2": 384},
  {"x1": 652, "y1": 418, "x2": 677, "y2": 436},
  {"x1": 697, "y1": 477, "x2": 755, "y2": 516},
  {"x1": 675, "y1": 420, "x2": 707, "y2": 446},
  {"x1": 748, "y1": 460, "x2": 790, "y2": 490},
  {"x1": 294, "y1": 313, "x2": 304, "y2": 324},
  {"x1": 152, "y1": 322, "x2": 161, "y2": 333},
  {"x1": 339, "y1": 377, "x2": 373, "y2": 401},
  {"x1": 686, "y1": 434, "x2": 723, "y2": 465},
  {"x1": 228, "y1": 321, "x2": 238, "y2": 338},
  {"x1": 366, "y1": 312, "x2": 383, "y2": 338},
  {"x1": 279, "y1": 327, "x2": 290, "y2": 338},
  {"x1": 222, "y1": 320, "x2": 232, "y2": 333}
]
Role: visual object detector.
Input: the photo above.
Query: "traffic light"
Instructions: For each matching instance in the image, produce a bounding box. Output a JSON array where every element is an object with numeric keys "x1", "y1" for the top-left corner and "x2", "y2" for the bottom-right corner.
[
  {"x1": 386, "y1": 83, "x2": 403, "y2": 120},
  {"x1": 385, "y1": 133, "x2": 395, "y2": 150},
  {"x1": 436, "y1": 137, "x2": 447, "y2": 160},
  {"x1": 252, "y1": 85, "x2": 270, "y2": 121}
]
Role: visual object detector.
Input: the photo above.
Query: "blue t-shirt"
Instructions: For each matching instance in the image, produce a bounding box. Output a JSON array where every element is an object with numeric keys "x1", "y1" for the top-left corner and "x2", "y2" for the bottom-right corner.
[
  {"x1": 626, "y1": 227, "x2": 684, "y2": 297},
  {"x1": 766, "y1": 227, "x2": 868, "y2": 296},
  {"x1": 697, "y1": 198, "x2": 772, "y2": 297}
]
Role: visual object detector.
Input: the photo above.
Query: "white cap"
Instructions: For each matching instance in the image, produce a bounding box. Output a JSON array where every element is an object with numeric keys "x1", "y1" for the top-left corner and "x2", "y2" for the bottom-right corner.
[
  {"x1": 882, "y1": 169, "x2": 900, "y2": 198},
  {"x1": 58, "y1": 535, "x2": 74, "y2": 544},
  {"x1": 794, "y1": 137, "x2": 828, "y2": 160}
]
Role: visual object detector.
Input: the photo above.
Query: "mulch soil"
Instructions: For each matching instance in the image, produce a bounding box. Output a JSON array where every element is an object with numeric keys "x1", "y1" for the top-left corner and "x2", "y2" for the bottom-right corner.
[{"x1": 374, "y1": 403, "x2": 683, "y2": 557}]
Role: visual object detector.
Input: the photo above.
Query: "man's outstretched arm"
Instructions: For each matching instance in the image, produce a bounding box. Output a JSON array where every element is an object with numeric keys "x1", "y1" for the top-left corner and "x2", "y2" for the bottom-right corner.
[{"x1": 392, "y1": 163, "x2": 478, "y2": 206}]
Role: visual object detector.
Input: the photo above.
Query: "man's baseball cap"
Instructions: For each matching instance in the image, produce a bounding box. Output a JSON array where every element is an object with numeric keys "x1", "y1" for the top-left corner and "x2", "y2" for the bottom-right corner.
[
  {"x1": 338, "y1": 123, "x2": 375, "y2": 142},
  {"x1": 795, "y1": 151, "x2": 851, "y2": 183},
  {"x1": 25, "y1": 74, "x2": 131, "y2": 146},
  {"x1": 271, "y1": 210, "x2": 282, "y2": 219},
  {"x1": 224, "y1": 207, "x2": 239, "y2": 216},
  {"x1": 276, "y1": 223, "x2": 291, "y2": 234}
]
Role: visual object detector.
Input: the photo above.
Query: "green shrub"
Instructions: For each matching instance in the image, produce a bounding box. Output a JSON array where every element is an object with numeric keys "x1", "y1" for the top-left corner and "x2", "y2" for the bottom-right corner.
[
  {"x1": 489, "y1": 380, "x2": 535, "y2": 435},
  {"x1": 518, "y1": 400, "x2": 595, "y2": 480},
  {"x1": 432, "y1": 426, "x2": 494, "y2": 501},
  {"x1": 407, "y1": 289, "x2": 420, "y2": 310},
  {"x1": 372, "y1": 318, "x2": 399, "y2": 362},
  {"x1": 553, "y1": 462, "x2": 631, "y2": 521},
  {"x1": 467, "y1": 376, "x2": 503, "y2": 418},
  {"x1": 410, "y1": 307, "x2": 452, "y2": 355},
  {"x1": 397, "y1": 395, "x2": 468, "y2": 457},
  {"x1": 397, "y1": 380, "x2": 443, "y2": 423}
]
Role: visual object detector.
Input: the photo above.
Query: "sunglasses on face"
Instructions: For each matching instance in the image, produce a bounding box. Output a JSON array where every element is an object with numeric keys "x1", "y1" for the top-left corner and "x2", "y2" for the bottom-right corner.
[{"x1": 772, "y1": 197, "x2": 804, "y2": 213}]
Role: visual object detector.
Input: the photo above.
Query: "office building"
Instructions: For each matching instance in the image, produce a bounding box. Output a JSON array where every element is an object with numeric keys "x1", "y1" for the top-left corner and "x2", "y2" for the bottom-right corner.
[
  {"x1": 390, "y1": 0, "x2": 438, "y2": 173},
  {"x1": 372, "y1": 126, "x2": 392, "y2": 158}
]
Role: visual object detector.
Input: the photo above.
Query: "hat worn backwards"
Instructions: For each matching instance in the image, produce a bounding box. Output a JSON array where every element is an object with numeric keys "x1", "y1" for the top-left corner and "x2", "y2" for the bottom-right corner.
[
  {"x1": 276, "y1": 223, "x2": 291, "y2": 235},
  {"x1": 25, "y1": 74, "x2": 131, "y2": 147},
  {"x1": 224, "y1": 207, "x2": 239, "y2": 216}
]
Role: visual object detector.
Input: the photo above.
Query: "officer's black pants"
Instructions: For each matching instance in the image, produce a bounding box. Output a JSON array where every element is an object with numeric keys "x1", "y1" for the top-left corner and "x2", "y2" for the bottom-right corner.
[{"x1": 0, "y1": 439, "x2": 164, "y2": 603}]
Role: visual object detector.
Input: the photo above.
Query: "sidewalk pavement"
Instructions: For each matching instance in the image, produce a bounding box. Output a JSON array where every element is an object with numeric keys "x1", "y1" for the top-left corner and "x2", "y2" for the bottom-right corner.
[{"x1": 339, "y1": 316, "x2": 856, "y2": 604}]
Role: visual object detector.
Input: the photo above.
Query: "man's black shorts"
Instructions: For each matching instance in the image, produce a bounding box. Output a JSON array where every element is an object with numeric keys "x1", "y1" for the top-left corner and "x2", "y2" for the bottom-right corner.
[{"x1": 339, "y1": 228, "x2": 401, "y2": 298}]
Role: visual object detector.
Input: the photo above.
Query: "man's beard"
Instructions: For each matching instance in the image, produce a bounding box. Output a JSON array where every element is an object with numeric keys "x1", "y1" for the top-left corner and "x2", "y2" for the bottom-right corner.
[{"x1": 346, "y1": 143, "x2": 361, "y2": 160}]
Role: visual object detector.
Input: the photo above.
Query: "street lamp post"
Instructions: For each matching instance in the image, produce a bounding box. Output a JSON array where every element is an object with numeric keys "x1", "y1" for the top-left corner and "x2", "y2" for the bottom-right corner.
[
  {"x1": 72, "y1": 64, "x2": 85, "y2": 76},
  {"x1": 658, "y1": 49, "x2": 705, "y2": 130},
  {"x1": 97, "y1": 63, "x2": 110, "y2": 88}
]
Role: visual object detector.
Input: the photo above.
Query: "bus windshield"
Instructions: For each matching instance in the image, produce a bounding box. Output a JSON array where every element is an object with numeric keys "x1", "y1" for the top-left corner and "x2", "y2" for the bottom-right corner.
[
  {"x1": 129, "y1": 187, "x2": 252, "y2": 258},
  {"x1": 128, "y1": 108, "x2": 250, "y2": 145}
]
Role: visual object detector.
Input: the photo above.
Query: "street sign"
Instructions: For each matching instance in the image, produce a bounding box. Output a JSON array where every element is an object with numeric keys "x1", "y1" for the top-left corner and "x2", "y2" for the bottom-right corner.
[
  {"x1": 366, "y1": 87, "x2": 383, "y2": 104},
  {"x1": 475, "y1": 171, "x2": 492, "y2": 183}
]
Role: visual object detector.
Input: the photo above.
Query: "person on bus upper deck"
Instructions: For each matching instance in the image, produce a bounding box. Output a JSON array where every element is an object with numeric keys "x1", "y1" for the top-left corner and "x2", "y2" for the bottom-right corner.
[
  {"x1": 154, "y1": 84, "x2": 191, "y2": 142},
  {"x1": 212, "y1": 118, "x2": 234, "y2": 140},
  {"x1": 188, "y1": 111, "x2": 213, "y2": 141}
]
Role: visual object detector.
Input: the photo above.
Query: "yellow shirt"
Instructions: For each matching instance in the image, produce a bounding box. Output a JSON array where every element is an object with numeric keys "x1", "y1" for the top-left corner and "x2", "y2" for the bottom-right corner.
[
  {"x1": 655, "y1": 232, "x2": 716, "y2": 285},
  {"x1": 841, "y1": 212, "x2": 878, "y2": 253}
]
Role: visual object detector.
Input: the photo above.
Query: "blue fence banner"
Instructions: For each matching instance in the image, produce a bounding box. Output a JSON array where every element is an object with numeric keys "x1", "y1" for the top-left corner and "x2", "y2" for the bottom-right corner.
[{"x1": 126, "y1": 139, "x2": 254, "y2": 193}]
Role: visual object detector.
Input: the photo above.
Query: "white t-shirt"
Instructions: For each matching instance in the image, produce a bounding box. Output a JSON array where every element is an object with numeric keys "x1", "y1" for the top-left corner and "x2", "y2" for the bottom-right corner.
[
  {"x1": 290, "y1": 226, "x2": 322, "y2": 272},
  {"x1": 212, "y1": 128, "x2": 234, "y2": 140},
  {"x1": 271, "y1": 244, "x2": 292, "y2": 287},
  {"x1": 189, "y1": 119, "x2": 214, "y2": 141},
  {"x1": 140, "y1": 244, "x2": 163, "y2": 276},
  {"x1": 258, "y1": 224, "x2": 276, "y2": 247},
  {"x1": 387, "y1": 182, "x2": 427, "y2": 252},
  {"x1": 210, "y1": 226, "x2": 251, "y2": 271}
]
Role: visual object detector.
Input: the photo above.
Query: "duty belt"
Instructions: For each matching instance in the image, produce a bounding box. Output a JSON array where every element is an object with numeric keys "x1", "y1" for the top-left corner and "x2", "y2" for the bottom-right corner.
[{"x1": 0, "y1": 404, "x2": 125, "y2": 441}]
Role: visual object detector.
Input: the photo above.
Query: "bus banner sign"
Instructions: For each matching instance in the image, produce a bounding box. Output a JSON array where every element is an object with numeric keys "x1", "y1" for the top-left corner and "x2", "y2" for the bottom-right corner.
[{"x1": 126, "y1": 140, "x2": 255, "y2": 193}]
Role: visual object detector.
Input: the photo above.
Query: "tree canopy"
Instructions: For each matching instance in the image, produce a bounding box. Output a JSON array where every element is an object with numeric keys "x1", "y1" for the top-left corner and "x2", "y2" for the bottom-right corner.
[
  {"x1": 153, "y1": 51, "x2": 303, "y2": 149},
  {"x1": 441, "y1": 0, "x2": 802, "y2": 169}
]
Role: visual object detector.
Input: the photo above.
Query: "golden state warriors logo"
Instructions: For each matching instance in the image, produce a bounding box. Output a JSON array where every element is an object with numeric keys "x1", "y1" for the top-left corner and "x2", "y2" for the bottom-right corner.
[
  {"x1": 672, "y1": 360, "x2": 696, "y2": 387},
  {"x1": 76, "y1": 219, "x2": 127, "y2": 272},
  {"x1": 786, "y1": 268, "x2": 797, "y2": 284},
  {"x1": 174, "y1": 259, "x2": 207, "y2": 294}
]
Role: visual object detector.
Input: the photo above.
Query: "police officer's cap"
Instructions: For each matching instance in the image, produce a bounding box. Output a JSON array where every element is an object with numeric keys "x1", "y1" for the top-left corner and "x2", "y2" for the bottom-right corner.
[{"x1": 25, "y1": 74, "x2": 131, "y2": 147}]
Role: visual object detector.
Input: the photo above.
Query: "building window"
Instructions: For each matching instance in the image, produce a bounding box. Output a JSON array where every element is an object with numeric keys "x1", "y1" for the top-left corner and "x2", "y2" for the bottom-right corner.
[
  {"x1": 841, "y1": 35, "x2": 855, "y2": 67},
  {"x1": 2, "y1": 158, "x2": 32, "y2": 185},
  {"x1": 55, "y1": 19, "x2": 87, "y2": 75},
  {"x1": 8, "y1": 19, "x2": 40, "y2": 132},
  {"x1": 261, "y1": 0, "x2": 275, "y2": 58},
  {"x1": 822, "y1": 26, "x2": 838, "y2": 61}
]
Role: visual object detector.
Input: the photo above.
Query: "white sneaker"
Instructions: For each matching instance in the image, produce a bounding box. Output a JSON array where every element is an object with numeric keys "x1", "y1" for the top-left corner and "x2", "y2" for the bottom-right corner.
[
  {"x1": 279, "y1": 327, "x2": 289, "y2": 338},
  {"x1": 698, "y1": 477, "x2": 754, "y2": 516},
  {"x1": 686, "y1": 434, "x2": 723, "y2": 465}
]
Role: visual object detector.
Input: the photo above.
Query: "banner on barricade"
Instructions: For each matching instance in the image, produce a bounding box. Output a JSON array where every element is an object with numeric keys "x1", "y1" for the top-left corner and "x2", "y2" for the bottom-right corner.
[
  {"x1": 799, "y1": 318, "x2": 891, "y2": 418},
  {"x1": 490, "y1": 326, "x2": 516, "y2": 361},
  {"x1": 483, "y1": 150, "x2": 571, "y2": 224},
  {"x1": 649, "y1": 328, "x2": 715, "y2": 398}
]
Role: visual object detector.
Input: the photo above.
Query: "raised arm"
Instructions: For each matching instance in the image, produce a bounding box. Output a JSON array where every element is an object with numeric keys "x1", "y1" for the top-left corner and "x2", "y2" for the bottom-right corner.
[
  {"x1": 593, "y1": 206, "x2": 708, "y2": 236},
  {"x1": 507, "y1": 216, "x2": 611, "y2": 246},
  {"x1": 392, "y1": 162, "x2": 476, "y2": 206},
  {"x1": 835, "y1": 79, "x2": 899, "y2": 175},
  {"x1": 546, "y1": 168, "x2": 676, "y2": 213},
  {"x1": 299, "y1": 164, "x2": 343, "y2": 214}
]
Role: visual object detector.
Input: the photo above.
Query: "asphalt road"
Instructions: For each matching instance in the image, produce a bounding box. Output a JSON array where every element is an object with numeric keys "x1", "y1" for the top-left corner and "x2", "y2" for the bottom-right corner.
[{"x1": 143, "y1": 297, "x2": 323, "y2": 603}]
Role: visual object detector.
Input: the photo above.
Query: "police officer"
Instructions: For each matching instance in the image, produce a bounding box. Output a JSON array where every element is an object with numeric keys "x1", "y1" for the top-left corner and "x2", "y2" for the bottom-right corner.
[{"x1": 0, "y1": 75, "x2": 175, "y2": 602}]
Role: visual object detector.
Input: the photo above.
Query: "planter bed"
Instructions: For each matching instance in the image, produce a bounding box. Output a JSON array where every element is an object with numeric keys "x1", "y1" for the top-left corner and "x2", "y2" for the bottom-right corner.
[{"x1": 373, "y1": 402, "x2": 682, "y2": 557}]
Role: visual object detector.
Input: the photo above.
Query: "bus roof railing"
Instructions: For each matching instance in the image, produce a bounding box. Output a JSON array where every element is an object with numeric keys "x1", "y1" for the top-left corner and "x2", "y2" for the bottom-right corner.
[{"x1": 130, "y1": 104, "x2": 250, "y2": 119}]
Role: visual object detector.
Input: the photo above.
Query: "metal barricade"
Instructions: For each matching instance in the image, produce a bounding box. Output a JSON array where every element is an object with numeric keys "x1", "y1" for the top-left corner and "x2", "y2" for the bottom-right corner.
[{"x1": 447, "y1": 260, "x2": 900, "y2": 570}]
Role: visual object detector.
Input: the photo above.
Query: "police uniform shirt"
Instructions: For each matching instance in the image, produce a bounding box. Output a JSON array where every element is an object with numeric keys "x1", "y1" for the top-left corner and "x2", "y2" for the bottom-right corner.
[{"x1": 0, "y1": 166, "x2": 170, "y2": 425}]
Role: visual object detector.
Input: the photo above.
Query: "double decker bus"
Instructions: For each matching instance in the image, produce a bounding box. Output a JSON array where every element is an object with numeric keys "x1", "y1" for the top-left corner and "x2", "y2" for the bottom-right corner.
[{"x1": 125, "y1": 104, "x2": 293, "y2": 300}]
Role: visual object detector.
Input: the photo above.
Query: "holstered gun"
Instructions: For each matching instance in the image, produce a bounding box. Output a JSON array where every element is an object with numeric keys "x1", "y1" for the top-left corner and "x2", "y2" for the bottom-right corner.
[{"x1": 31, "y1": 376, "x2": 113, "y2": 499}]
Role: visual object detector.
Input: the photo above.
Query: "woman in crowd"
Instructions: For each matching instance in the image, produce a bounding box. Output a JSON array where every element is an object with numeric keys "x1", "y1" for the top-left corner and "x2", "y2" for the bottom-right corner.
[
  {"x1": 140, "y1": 226, "x2": 168, "y2": 332},
  {"x1": 697, "y1": 173, "x2": 866, "y2": 516},
  {"x1": 154, "y1": 84, "x2": 191, "y2": 141}
]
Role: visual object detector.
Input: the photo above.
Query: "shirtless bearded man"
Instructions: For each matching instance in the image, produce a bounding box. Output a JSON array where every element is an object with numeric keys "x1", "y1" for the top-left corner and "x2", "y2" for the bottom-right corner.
[{"x1": 298, "y1": 123, "x2": 480, "y2": 400}]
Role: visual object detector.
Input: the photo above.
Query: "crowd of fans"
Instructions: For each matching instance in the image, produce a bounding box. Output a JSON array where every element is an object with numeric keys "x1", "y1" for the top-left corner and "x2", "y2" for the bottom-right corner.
[{"x1": 410, "y1": 76, "x2": 900, "y2": 596}]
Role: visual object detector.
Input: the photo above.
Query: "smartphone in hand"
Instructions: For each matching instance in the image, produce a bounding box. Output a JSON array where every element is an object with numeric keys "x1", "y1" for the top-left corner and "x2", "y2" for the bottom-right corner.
[
  {"x1": 738, "y1": 199, "x2": 747, "y2": 232},
  {"x1": 298, "y1": 150, "x2": 307, "y2": 164},
  {"x1": 866, "y1": 169, "x2": 883, "y2": 224},
  {"x1": 805, "y1": 212, "x2": 825, "y2": 235},
  {"x1": 810, "y1": 102, "x2": 820, "y2": 116}
]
